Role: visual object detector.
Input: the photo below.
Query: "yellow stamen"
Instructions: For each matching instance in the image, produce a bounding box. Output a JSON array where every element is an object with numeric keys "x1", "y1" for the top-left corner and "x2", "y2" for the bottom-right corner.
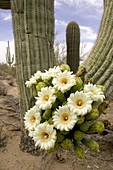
[
  {"x1": 40, "y1": 132, "x2": 50, "y2": 142},
  {"x1": 30, "y1": 115, "x2": 36, "y2": 125},
  {"x1": 42, "y1": 94, "x2": 50, "y2": 104},
  {"x1": 74, "y1": 98, "x2": 86, "y2": 109},
  {"x1": 90, "y1": 89, "x2": 98, "y2": 95},
  {"x1": 59, "y1": 77, "x2": 70, "y2": 86},
  {"x1": 60, "y1": 112, "x2": 71, "y2": 124}
]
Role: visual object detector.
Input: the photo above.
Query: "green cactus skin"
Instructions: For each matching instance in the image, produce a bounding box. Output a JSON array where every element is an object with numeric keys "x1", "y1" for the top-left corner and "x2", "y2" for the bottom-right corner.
[
  {"x1": 0, "y1": 0, "x2": 11, "y2": 9},
  {"x1": 66, "y1": 21, "x2": 80, "y2": 73},
  {"x1": 88, "y1": 121, "x2": 104, "y2": 133},
  {"x1": 82, "y1": 138, "x2": 99, "y2": 152},
  {"x1": 84, "y1": 0, "x2": 113, "y2": 101},
  {"x1": 6, "y1": 41, "x2": 14, "y2": 69},
  {"x1": 10, "y1": 0, "x2": 54, "y2": 131},
  {"x1": 74, "y1": 141, "x2": 85, "y2": 159}
]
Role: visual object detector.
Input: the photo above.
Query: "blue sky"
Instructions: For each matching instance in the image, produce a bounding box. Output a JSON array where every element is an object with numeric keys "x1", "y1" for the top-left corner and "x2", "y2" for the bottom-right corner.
[{"x1": 0, "y1": 0, "x2": 103, "y2": 63}]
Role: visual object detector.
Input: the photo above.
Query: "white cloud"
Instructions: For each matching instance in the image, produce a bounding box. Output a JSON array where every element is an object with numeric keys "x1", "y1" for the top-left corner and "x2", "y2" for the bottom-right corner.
[
  {"x1": 80, "y1": 26, "x2": 97, "y2": 40},
  {"x1": 55, "y1": 19, "x2": 67, "y2": 26},
  {"x1": 3, "y1": 13, "x2": 12, "y2": 21},
  {"x1": 55, "y1": 1, "x2": 61, "y2": 7},
  {"x1": 55, "y1": 19, "x2": 97, "y2": 41},
  {"x1": 55, "y1": 0, "x2": 103, "y2": 8},
  {"x1": 0, "y1": 12, "x2": 12, "y2": 21},
  {"x1": 0, "y1": 40, "x2": 15, "y2": 63}
]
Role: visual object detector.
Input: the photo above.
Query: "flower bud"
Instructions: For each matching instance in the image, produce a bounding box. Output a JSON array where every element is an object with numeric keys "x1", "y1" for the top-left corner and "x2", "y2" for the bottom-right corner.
[
  {"x1": 62, "y1": 138, "x2": 72, "y2": 150},
  {"x1": 70, "y1": 77, "x2": 83, "y2": 92},
  {"x1": 36, "y1": 82, "x2": 47, "y2": 91},
  {"x1": 42, "y1": 110, "x2": 52, "y2": 120},
  {"x1": 97, "y1": 85, "x2": 106, "y2": 92},
  {"x1": 88, "y1": 121, "x2": 104, "y2": 133},
  {"x1": 80, "y1": 121, "x2": 89, "y2": 132},
  {"x1": 77, "y1": 116, "x2": 85, "y2": 124},
  {"x1": 56, "y1": 90, "x2": 66, "y2": 103},
  {"x1": 61, "y1": 64, "x2": 70, "y2": 72},
  {"x1": 33, "y1": 90, "x2": 38, "y2": 97},
  {"x1": 48, "y1": 118, "x2": 53, "y2": 125},
  {"x1": 76, "y1": 65, "x2": 87, "y2": 77},
  {"x1": 82, "y1": 138, "x2": 99, "y2": 152},
  {"x1": 85, "y1": 108, "x2": 99, "y2": 121},
  {"x1": 60, "y1": 131, "x2": 69, "y2": 135},
  {"x1": 84, "y1": 78, "x2": 93, "y2": 84},
  {"x1": 98, "y1": 101, "x2": 109, "y2": 114},
  {"x1": 56, "y1": 132, "x2": 65, "y2": 143},
  {"x1": 74, "y1": 141, "x2": 85, "y2": 159},
  {"x1": 46, "y1": 142, "x2": 60, "y2": 153},
  {"x1": 74, "y1": 130, "x2": 84, "y2": 141}
]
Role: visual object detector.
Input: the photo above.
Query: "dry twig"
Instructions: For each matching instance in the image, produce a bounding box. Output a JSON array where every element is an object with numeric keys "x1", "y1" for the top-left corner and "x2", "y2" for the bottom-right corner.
[{"x1": 0, "y1": 119, "x2": 20, "y2": 130}]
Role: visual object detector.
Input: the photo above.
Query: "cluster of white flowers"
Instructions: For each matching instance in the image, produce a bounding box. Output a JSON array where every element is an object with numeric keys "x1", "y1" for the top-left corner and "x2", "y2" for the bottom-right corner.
[{"x1": 24, "y1": 65, "x2": 106, "y2": 153}]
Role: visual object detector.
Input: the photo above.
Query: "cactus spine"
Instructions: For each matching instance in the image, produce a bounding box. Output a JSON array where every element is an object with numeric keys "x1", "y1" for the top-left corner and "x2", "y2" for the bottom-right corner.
[
  {"x1": 66, "y1": 21, "x2": 80, "y2": 73},
  {"x1": 6, "y1": 41, "x2": 14, "y2": 69},
  {"x1": 84, "y1": 0, "x2": 113, "y2": 101},
  {"x1": 10, "y1": 0, "x2": 54, "y2": 130}
]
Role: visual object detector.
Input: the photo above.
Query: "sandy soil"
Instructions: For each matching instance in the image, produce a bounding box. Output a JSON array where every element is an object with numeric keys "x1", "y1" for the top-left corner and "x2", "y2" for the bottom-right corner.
[{"x1": 0, "y1": 74, "x2": 113, "y2": 170}]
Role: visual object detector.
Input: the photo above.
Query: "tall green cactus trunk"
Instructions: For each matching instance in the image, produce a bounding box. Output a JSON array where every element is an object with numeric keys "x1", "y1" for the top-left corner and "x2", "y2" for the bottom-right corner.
[
  {"x1": 10, "y1": 0, "x2": 54, "y2": 134},
  {"x1": 66, "y1": 21, "x2": 80, "y2": 73},
  {"x1": 84, "y1": 0, "x2": 113, "y2": 101}
]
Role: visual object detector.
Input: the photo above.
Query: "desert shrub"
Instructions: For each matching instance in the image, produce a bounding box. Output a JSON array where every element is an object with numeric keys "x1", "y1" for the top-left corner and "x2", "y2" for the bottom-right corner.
[
  {"x1": 0, "y1": 63, "x2": 16, "y2": 77},
  {"x1": 0, "y1": 83, "x2": 8, "y2": 96}
]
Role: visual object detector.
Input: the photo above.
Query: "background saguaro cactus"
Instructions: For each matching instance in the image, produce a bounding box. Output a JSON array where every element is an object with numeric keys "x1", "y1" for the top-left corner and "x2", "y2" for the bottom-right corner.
[
  {"x1": 6, "y1": 41, "x2": 14, "y2": 69},
  {"x1": 66, "y1": 21, "x2": 80, "y2": 73},
  {"x1": 84, "y1": 0, "x2": 113, "y2": 101}
]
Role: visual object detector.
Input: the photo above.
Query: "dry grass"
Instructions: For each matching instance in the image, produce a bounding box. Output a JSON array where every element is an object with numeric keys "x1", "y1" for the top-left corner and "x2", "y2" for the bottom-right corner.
[
  {"x1": 0, "y1": 82, "x2": 8, "y2": 96},
  {"x1": 0, "y1": 63, "x2": 16, "y2": 77}
]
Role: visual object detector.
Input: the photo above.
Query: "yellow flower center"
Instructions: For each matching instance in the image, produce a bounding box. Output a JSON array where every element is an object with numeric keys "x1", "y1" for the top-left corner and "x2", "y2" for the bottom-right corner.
[
  {"x1": 60, "y1": 112, "x2": 71, "y2": 124},
  {"x1": 40, "y1": 131, "x2": 51, "y2": 142},
  {"x1": 59, "y1": 77, "x2": 70, "y2": 86},
  {"x1": 90, "y1": 89, "x2": 98, "y2": 95},
  {"x1": 48, "y1": 72, "x2": 52, "y2": 75},
  {"x1": 74, "y1": 98, "x2": 86, "y2": 109},
  {"x1": 42, "y1": 93, "x2": 50, "y2": 104},
  {"x1": 29, "y1": 115, "x2": 36, "y2": 125}
]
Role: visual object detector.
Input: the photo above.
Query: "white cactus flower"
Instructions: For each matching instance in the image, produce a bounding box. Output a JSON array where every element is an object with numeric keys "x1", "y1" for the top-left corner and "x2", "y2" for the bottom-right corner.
[
  {"x1": 33, "y1": 122, "x2": 57, "y2": 150},
  {"x1": 52, "y1": 105, "x2": 78, "y2": 131},
  {"x1": 67, "y1": 91, "x2": 92, "y2": 116}
]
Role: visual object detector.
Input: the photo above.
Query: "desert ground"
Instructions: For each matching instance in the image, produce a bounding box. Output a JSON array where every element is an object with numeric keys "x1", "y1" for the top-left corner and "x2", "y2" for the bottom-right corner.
[{"x1": 0, "y1": 68, "x2": 113, "y2": 170}]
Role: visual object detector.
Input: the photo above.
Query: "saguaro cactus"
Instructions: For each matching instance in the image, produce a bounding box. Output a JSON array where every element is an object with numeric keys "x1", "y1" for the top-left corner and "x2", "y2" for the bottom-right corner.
[
  {"x1": 66, "y1": 21, "x2": 80, "y2": 73},
  {"x1": 84, "y1": 0, "x2": 113, "y2": 101},
  {"x1": 6, "y1": 41, "x2": 14, "y2": 68},
  {"x1": 10, "y1": 0, "x2": 54, "y2": 126}
]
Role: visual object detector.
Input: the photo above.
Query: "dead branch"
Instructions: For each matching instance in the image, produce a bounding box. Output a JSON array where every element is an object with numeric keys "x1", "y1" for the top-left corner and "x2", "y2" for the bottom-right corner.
[
  {"x1": 0, "y1": 112, "x2": 20, "y2": 119},
  {"x1": 0, "y1": 119, "x2": 21, "y2": 130},
  {"x1": 98, "y1": 156, "x2": 113, "y2": 162}
]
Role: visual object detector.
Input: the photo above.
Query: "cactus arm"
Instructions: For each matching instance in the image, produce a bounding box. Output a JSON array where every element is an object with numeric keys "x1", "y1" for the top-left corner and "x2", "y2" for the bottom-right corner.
[
  {"x1": 84, "y1": 0, "x2": 113, "y2": 101},
  {"x1": 66, "y1": 21, "x2": 80, "y2": 73},
  {"x1": 0, "y1": 0, "x2": 11, "y2": 9}
]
